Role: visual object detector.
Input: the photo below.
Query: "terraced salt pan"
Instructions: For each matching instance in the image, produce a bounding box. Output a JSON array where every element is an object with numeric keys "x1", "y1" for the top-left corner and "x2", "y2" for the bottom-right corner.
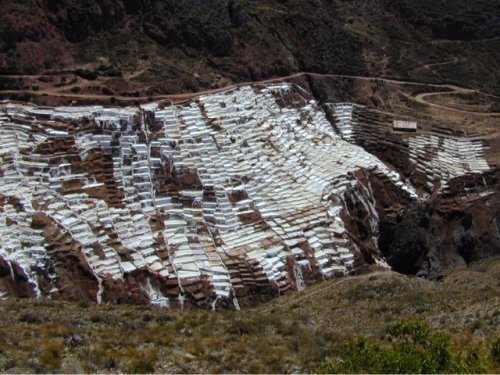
[
  {"x1": 409, "y1": 135, "x2": 490, "y2": 189},
  {"x1": 0, "y1": 84, "x2": 420, "y2": 305},
  {"x1": 328, "y1": 102, "x2": 491, "y2": 191}
]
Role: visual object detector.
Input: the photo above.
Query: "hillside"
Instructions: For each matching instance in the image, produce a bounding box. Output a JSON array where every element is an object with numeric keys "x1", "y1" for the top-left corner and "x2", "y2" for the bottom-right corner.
[
  {"x1": 1, "y1": 0, "x2": 499, "y2": 98},
  {"x1": 0, "y1": 2, "x2": 499, "y2": 373},
  {"x1": 0, "y1": 257, "x2": 499, "y2": 373},
  {"x1": 1, "y1": 83, "x2": 498, "y2": 307}
]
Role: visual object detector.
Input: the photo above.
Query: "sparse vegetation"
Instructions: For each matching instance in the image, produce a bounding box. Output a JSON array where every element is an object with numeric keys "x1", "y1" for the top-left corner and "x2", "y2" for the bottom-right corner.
[
  {"x1": 101, "y1": 87, "x2": 115, "y2": 96},
  {"x1": 38, "y1": 339, "x2": 65, "y2": 371},
  {"x1": 0, "y1": 258, "x2": 498, "y2": 373},
  {"x1": 2, "y1": 0, "x2": 499, "y2": 97}
]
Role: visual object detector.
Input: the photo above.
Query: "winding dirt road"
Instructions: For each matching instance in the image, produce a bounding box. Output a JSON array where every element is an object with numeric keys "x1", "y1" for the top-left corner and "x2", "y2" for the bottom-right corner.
[
  {"x1": 413, "y1": 90, "x2": 500, "y2": 115},
  {"x1": 1, "y1": 72, "x2": 499, "y2": 116}
]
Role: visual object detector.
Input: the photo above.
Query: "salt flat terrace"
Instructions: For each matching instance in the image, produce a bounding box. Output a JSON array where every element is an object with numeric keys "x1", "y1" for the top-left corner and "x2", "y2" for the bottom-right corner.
[
  {"x1": 0, "y1": 84, "x2": 490, "y2": 307},
  {"x1": 327, "y1": 102, "x2": 491, "y2": 194}
]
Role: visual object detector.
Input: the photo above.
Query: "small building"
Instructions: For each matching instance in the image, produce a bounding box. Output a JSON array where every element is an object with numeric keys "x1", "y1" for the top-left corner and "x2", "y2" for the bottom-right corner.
[{"x1": 393, "y1": 120, "x2": 417, "y2": 132}]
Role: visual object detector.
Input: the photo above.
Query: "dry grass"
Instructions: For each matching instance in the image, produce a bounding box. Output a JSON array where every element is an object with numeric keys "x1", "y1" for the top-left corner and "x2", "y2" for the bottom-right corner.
[{"x1": 0, "y1": 257, "x2": 498, "y2": 373}]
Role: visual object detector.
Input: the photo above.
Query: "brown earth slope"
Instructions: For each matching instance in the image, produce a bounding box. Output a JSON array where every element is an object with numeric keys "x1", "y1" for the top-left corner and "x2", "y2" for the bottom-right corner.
[
  {"x1": 0, "y1": 0, "x2": 499, "y2": 96},
  {"x1": 0, "y1": 258, "x2": 499, "y2": 373}
]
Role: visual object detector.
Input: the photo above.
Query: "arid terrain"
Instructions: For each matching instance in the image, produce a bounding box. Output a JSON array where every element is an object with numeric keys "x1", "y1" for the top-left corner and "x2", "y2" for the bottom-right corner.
[
  {"x1": 1, "y1": 0, "x2": 499, "y2": 94},
  {"x1": 0, "y1": 257, "x2": 499, "y2": 373}
]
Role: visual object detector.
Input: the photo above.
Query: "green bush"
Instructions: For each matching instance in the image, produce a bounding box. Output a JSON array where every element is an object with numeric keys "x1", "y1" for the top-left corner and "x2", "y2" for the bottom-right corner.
[
  {"x1": 75, "y1": 68, "x2": 98, "y2": 80},
  {"x1": 316, "y1": 320, "x2": 492, "y2": 374},
  {"x1": 464, "y1": 344, "x2": 486, "y2": 373},
  {"x1": 492, "y1": 337, "x2": 500, "y2": 365}
]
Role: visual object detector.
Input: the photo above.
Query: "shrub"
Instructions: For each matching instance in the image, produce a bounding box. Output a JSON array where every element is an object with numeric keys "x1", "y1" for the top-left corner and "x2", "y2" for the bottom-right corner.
[
  {"x1": 101, "y1": 87, "x2": 115, "y2": 96},
  {"x1": 464, "y1": 344, "x2": 486, "y2": 373},
  {"x1": 80, "y1": 343, "x2": 119, "y2": 372},
  {"x1": 38, "y1": 339, "x2": 65, "y2": 371},
  {"x1": 38, "y1": 76, "x2": 53, "y2": 83},
  {"x1": 75, "y1": 68, "x2": 98, "y2": 80},
  {"x1": 97, "y1": 64, "x2": 122, "y2": 77},
  {"x1": 155, "y1": 314, "x2": 173, "y2": 323},
  {"x1": 142, "y1": 313, "x2": 153, "y2": 322},
  {"x1": 227, "y1": 319, "x2": 257, "y2": 336},
  {"x1": 387, "y1": 320, "x2": 431, "y2": 345},
  {"x1": 316, "y1": 320, "x2": 474, "y2": 374},
  {"x1": 19, "y1": 312, "x2": 43, "y2": 324},
  {"x1": 89, "y1": 313, "x2": 103, "y2": 323},
  {"x1": 492, "y1": 337, "x2": 500, "y2": 365},
  {"x1": 124, "y1": 346, "x2": 158, "y2": 373},
  {"x1": 77, "y1": 301, "x2": 90, "y2": 308}
]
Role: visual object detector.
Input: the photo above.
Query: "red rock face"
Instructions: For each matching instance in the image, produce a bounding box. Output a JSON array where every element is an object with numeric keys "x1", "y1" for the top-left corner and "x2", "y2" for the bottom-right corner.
[{"x1": 0, "y1": 84, "x2": 496, "y2": 307}]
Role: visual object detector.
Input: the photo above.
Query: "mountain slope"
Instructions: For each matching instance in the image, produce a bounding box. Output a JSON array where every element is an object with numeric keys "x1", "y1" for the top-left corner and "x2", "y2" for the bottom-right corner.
[{"x1": 1, "y1": 0, "x2": 499, "y2": 96}]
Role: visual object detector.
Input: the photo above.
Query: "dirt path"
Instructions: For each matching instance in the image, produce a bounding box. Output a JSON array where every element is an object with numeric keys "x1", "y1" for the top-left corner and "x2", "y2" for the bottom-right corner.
[
  {"x1": 414, "y1": 90, "x2": 500, "y2": 116},
  {"x1": 0, "y1": 74, "x2": 43, "y2": 79},
  {"x1": 1, "y1": 71, "x2": 498, "y2": 116},
  {"x1": 422, "y1": 37, "x2": 500, "y2": 45}
]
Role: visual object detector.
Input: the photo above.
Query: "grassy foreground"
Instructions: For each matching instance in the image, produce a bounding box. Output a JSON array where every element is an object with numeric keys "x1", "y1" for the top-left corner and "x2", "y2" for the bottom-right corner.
[{"x1": 0, "y1": 258, "x2": 499, "y2": 373}]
